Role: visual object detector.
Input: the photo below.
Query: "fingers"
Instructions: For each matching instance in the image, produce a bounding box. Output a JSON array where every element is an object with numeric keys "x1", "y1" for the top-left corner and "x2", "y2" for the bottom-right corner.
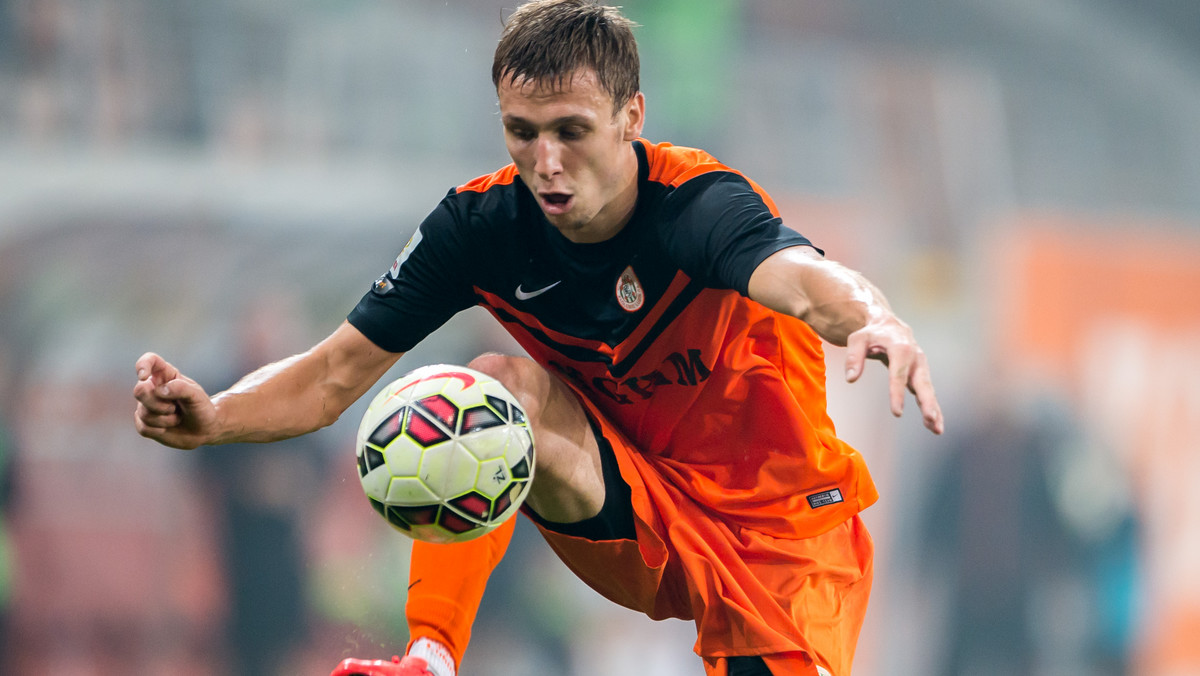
[
  {"x1": 885, "y1": 344, "x2": 914, "y2": 418},
  {"x1": 133, "y1": 363, "x2": 178, "y2": 414},
  {"x1": 907, "y1": 352, "x2": 945, "y2": 435},
  {"x1": 135, "y1": 352, "x2": 179, "y2": 388},
  {"x1": 844, "y1": 331, "x2": 867, "y2": 383},
  {"x1": 135, "y1": 400, "x2": 182, "y2": 428},
  {"x1": 134, "y1": 375, "x2": 205, "y2": 419},
  {"x1": 847, "y1": 328, "x2": 912, "y2": 415},
  {"x1": 132, "y1": 410, "x2": 196, "y2": 450},
  {"x1": 134, "y1": 352, "x2": 159, "y2": 380},
  {"x1": 133, "y1": 377, "x2": 182, "y2": 444},
  {"x1": 845, "y1": 323, "x2": 945, "y2": 435},
  {"x1": 134, "y1": 353, "x2": 201, "y2": 407},
  {"x1": 133, "y1": 353, "x2": 213, "y2": 448}
]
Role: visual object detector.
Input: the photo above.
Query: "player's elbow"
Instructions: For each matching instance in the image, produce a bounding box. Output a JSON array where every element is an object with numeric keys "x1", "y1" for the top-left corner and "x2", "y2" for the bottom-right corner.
[{"x1": 314, "y1": 399, "x2": 344, "y2": 430}]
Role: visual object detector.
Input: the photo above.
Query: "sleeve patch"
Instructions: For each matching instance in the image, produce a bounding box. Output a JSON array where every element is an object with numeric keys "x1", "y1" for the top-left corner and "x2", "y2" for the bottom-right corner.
[{"x1": 389, "y1": 226, "x2": 425, "y2": 279}]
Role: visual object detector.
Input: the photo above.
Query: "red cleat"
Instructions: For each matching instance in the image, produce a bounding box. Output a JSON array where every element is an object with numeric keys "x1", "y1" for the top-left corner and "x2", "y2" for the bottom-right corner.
[{"x1": 330, "y1": 655, "x2": 433, "y2": 676}]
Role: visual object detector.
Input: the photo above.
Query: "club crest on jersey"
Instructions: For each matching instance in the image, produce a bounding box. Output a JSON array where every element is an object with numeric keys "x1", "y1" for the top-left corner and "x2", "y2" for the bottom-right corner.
[{"x1": 615, "y1": 265, "x2": 644, "y2": 312}]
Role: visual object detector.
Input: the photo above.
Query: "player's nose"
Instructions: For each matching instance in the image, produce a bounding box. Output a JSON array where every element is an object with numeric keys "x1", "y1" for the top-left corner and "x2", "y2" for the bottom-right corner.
[{"x1": 533, "y1": 138, "x2": 563, "y2": 178}]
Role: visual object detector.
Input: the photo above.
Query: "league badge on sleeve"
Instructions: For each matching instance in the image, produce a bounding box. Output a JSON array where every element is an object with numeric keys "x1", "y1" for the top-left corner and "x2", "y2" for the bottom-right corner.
[
  {"x1": 615, "y1": 265, "x2": 644, "y2": 312},
  {"x1": 389, "y1": 226, "x2": 425, "y2": 279}
]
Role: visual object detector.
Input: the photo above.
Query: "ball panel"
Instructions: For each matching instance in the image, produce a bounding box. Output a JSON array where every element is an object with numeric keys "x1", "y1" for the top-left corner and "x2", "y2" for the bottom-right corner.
[
  {"x1": 448, "y1": 492, "x2": 492, "y2": 522},
  {"x1": 382, "y1": 507, "x2": 412, "y2": 532},
  {"x1": 383, "y1": 441, "x2": 421, "y2": 478},
  {"x1": 461, "y1": 405, "x2": 504, "y2": 434},
  {"x1": 491, "y1": 481, "x2": 526, "y2": 522},
  {"x1": 390, "y1": 503, "x2": 438, "y2": 526},
  {"x1": 405, "y1": 408, "x2": 450, "y2": 448},
  {"x1": 484, "y1": 394, "x2": 511, "y2": 422},
  {"x1": 363, "y1": 446, "x2": 386, "y2": 472},
  {"x1": 474, "y1": 457, "x2": 511, "y2": 499},
  {"x1": 368, "y1": 408, "x2": 407, "y2": 448},
  {"x1": 416, "y1": 394, "x2": 459, "y2": 431},
  {"x1": 438, "y1": 507, "x2": 484, "y2": 535},
  {"x1": 360, "y1": 464, "x2": 391, "y2": 501},
  {"x1": 457, "y1": 425, "x2": 510, "y2": 462},
  {"x1": 491, "y1": 487, "x2": 513, "y2": 520},
  {"x1": 503, "y1": 426, "x2": 534, "y2": 466},
  {"x1": 386, "y1": 476, "x2": 439, "y2": 505},
  {"x1": 417, "y1": 442, "x2": 479, "y2": 498},
  {"x1": 510, "y1": 456, "x2": 531, "y2": 480}
]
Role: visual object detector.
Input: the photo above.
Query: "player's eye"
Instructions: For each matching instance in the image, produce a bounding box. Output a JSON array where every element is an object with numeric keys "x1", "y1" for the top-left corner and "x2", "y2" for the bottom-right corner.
[
  {"x1": 558, "y1": 126, "x2": 586, "y2": 141},
  {"x1": 507, "y1": 127, "x2": 536, "y2": 141}
]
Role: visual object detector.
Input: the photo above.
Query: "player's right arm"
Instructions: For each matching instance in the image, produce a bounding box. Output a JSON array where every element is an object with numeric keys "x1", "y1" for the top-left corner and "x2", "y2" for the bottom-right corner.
[{"x1": 133, "y1": 321, "x2": 403, "y2": 449}]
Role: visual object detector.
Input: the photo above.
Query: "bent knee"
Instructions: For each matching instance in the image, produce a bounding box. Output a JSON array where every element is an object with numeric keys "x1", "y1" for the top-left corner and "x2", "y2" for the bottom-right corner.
[
  {"x1": 466, "y1": 353, "x2": 550, "y2": 415},
  {"x1": 467, "y1": 353, "x2": 537, "y2": 391}
]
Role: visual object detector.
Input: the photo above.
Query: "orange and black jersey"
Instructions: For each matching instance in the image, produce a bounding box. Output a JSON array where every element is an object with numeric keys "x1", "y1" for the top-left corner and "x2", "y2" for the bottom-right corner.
[
  {"x1": 350, "y1": 138, "x2": 877, "y2": 539},
  {"x1": 350, "y1": 139, "x2": 811, "y2": 357}
]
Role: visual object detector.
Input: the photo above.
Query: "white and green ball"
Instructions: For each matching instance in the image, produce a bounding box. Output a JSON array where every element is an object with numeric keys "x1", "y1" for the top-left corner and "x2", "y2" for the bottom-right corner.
[{"x1": 356, "y1": 364, "x2": 534, "y2": 544}]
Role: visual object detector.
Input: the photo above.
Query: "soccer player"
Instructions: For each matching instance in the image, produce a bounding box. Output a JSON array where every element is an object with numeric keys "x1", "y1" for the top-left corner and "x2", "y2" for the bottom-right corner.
[{"x1": 133, "y1": 1, "x2": 944, "y2": 674}]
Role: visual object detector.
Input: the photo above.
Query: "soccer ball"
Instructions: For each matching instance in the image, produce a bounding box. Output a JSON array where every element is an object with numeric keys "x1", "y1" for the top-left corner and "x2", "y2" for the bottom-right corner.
[{"x1": 355, "y1": 364, "x2": 535, "y2": 544}]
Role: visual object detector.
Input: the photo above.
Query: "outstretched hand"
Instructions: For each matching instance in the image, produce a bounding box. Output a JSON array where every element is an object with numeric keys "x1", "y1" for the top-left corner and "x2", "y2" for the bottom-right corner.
[
  {"x1": 844, "y1": 315, "x2": 944, "y2": 435},
  {"x1": 132, "y1": 352, "x2": 219, "y2": 449}
]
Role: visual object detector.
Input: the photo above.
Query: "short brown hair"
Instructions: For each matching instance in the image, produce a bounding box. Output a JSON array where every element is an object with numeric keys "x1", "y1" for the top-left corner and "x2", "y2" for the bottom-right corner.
[{"x1": 492, "y1": 0, "x2": 640, "y2": 111}]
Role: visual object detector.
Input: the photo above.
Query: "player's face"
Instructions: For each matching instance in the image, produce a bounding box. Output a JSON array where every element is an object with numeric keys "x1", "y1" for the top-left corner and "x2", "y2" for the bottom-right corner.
[{"x1": 498, "y1": 69, "x2": 645, "y2": 243}]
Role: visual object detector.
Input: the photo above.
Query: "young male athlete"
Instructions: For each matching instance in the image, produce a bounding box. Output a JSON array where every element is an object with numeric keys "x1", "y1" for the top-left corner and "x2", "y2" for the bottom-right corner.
[{"x1": 133, "y1": 2, "x2": 944, "y2": 674}]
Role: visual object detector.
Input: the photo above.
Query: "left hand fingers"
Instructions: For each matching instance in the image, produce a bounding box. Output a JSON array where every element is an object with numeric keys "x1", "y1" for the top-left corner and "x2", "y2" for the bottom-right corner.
[
  {"x1": 904, "y1": 351, "x2": 944, "y2": 434},
  {"x1": 852, "y1": 321, "x2": 945, "y2": 435},
  {"x1": 881, "y1": 342, "x2": 915, "y2": 418}
]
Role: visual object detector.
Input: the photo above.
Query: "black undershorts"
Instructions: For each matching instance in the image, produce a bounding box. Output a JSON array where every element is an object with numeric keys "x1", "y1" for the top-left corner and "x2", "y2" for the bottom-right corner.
[{"x1": 521, "y1": 412, "x2": 636, "y2": 541}]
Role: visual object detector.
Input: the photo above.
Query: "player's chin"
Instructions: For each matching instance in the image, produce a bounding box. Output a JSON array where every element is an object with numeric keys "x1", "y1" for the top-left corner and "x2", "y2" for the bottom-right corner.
[{"x1": 541, "y1": 212, "x2": 581, "y2": 232}]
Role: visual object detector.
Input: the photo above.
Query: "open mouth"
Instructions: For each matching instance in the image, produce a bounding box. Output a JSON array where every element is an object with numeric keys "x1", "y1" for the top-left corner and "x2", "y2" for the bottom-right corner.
[{"x1": 539, "y1": 192, "x2": 573, "y2": 215}]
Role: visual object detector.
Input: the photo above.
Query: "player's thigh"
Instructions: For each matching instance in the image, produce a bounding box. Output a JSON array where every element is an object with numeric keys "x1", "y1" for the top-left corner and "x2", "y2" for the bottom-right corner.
[{"x1": 466, "y1": 353, "x2": 605, "y2": 523}]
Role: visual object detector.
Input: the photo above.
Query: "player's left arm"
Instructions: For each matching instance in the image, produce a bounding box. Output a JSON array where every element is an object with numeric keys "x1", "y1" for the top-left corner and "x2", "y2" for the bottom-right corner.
[{"x1": 747, "y1": 245, "x2": 944, "y2": 434}]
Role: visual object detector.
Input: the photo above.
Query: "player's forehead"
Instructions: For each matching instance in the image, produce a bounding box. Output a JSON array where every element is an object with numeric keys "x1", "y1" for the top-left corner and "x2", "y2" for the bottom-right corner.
[{"x1": 497, "y1": 68, "x2": 613, "y2": 120}]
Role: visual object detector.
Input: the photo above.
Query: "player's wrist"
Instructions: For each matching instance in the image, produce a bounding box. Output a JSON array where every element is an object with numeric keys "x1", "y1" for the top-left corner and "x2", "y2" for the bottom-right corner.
[
  {"x1": 407, "y1": 638, "x2": 456, "y2": 676},
  {"x1": 206, "y1": 392, "x2": 237, "y2": 445}
]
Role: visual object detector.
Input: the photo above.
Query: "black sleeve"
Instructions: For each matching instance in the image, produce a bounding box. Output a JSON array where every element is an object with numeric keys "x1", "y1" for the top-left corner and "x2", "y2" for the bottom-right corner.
[
  {"x1": 347, "y1": 192, "x2": 479, "y2": 353},
  {"x1": 661, "y1": 172, "x2": 819, "y2": 295}
]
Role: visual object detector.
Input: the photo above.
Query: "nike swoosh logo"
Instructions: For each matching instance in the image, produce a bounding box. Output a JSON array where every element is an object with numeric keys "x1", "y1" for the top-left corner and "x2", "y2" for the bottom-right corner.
[{"x1": 515, "y1": 280, "x2": 561, "y2": 300}]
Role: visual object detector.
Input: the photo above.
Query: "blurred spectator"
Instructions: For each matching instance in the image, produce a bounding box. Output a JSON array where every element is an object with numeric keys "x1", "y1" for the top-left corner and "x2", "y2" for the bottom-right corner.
[
  {"x1": 196, "y1": 292, "x2": 328, "y2": 676},
  {"x1": 919, "y1": 391, "x2": 1137, "y2": 675}
]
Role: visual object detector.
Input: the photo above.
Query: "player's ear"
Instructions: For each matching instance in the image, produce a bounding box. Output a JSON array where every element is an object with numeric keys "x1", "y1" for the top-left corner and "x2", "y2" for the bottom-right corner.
[{"x1": 621, "y1": 92, "x2": 645, "y2": 141}]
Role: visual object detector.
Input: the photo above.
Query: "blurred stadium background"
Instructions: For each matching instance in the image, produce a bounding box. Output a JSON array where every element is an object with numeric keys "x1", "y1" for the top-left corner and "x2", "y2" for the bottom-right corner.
[{"x1": 1, "y1": 0, "x2": 1198, "y2": 674}]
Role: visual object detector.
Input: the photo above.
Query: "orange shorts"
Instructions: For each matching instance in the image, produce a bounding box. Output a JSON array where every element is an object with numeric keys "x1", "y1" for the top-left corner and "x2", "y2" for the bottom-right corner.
[{"x1": 527, "y1": 399, "x2": 875, "y2": 676}]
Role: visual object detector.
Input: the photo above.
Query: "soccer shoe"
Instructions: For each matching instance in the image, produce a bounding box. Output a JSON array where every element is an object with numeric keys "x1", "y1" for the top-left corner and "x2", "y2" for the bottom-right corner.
[{"x1": 329, "y1": 655, "x2": 432, "y2": 676}]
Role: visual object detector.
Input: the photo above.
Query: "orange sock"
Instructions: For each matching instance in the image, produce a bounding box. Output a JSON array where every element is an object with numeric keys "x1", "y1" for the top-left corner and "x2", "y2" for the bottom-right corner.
[{"x1": 404, "y1": 517, "x2": 517, "y2": 666}]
